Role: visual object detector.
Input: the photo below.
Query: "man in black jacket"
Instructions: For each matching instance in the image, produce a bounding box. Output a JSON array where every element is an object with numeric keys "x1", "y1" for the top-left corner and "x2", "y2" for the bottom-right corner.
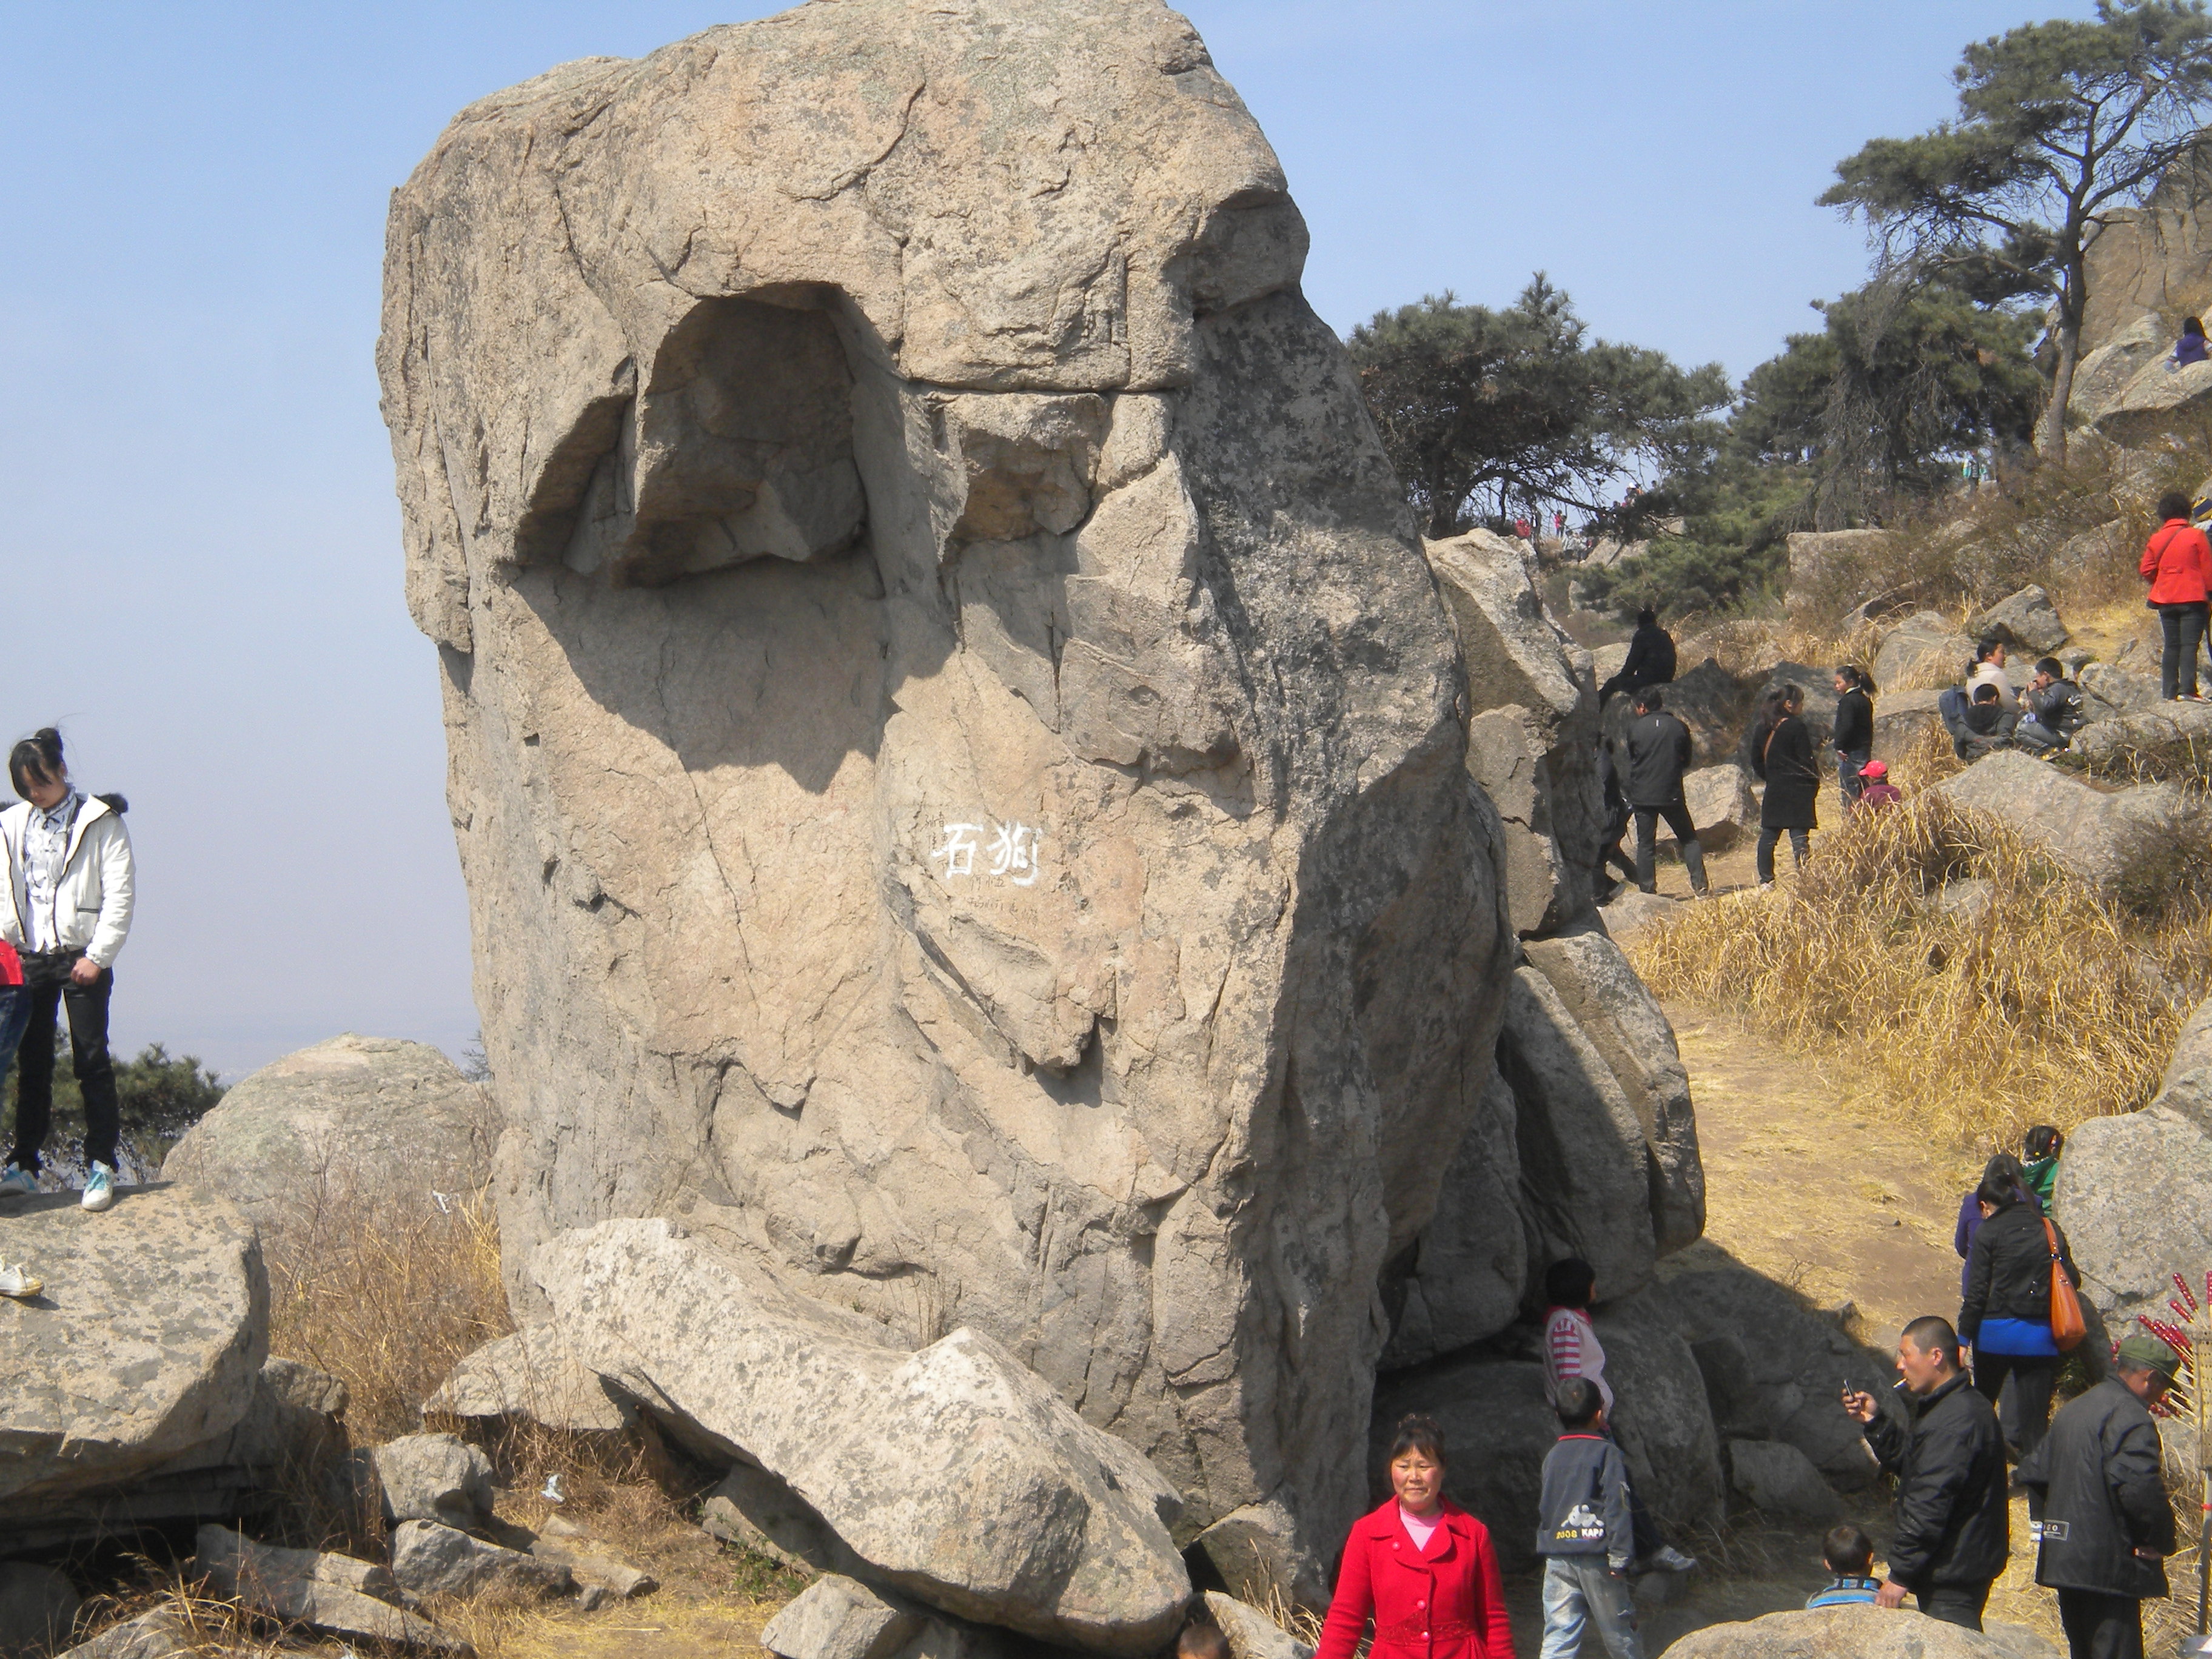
[
  {"x1": 1623, "y1": 688, "x2": 1709, "y2": 898},
  {"x1": 1842, "y1": 1315, "x2": 2009, "y2": 1630},
  {"x1": 1598, "y1": 609, "x2": 1677, "y2": 706},
  {"x1": 2016, "y1": 1333, "x2": 2179, "y2": 1659}
]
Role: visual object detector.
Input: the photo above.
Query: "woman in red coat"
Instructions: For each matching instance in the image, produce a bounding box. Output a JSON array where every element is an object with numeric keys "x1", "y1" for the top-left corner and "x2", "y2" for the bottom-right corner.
[
  {"x1": 1315, "y1": 1414, "x2": 1516, "y2": 1659},
  {"x1": 2140, "y1": 490, "x2": 2212, "y2": 701}
]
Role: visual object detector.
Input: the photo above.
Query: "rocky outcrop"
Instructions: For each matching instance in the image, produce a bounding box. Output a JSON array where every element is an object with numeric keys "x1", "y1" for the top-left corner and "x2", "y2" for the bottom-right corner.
[
  {"x1": 161, "y1": 1034, "x2": 495, "y2": 1227},
  {"x1": 1873, "y1": 612, "x2": 1973, "y2": 691},
  {"x1": 1428, "y1": 530, "x2": 1603, "y2": 936},
  {"x1": 390, "y1": 1520, "x2": 574, "y2": 1603},
  {"x1": 0, "y1": 1186, "x2": 266, "y2": 1510},
  {"x1": 2069, "y1": 698, "x2": 2212, "y2": 769},
  {"x1": 426, "y1": 1326, "x2": 632, "y2": 1433},
  {"x1": 535, "y1": 1218, "x2": 1188, "y2": 1652},
  {"x1": 53, "y1": 1607, "x2": 194, "y2": 1659},
  {"x1": 196, "y1": 1524, "x2": 464, "y2": 1652},
  {"x1": 2080, "y1": 660, "x2": 2163, "y2": 720},
  {"x1": 378, "y1": 0, "x2": 1517, "y2": 1577},
  {"x1": 1932, "y1": 752, "x2": 2184, "y2": 893},
  {"x1": 1871, "y1": 688, "x2": 1945, "y2": 755},
  {"x1": 1661, "y1": 1606, "x2": 2059, "y2": 1657},
  {"x1": 2096, "y1": 355, "x2": 2212, "y2": 446},
  {"x1": 2062, "y1": 993, "x2": 2212, "y2": 1329},
  {"x1": 371, "y1": 1433, "x2": 497, "y2": 1532},
  {"x1": 1785, "y1": 529, "x2": 1891, "y2": 617},
  {"x1": 2068, "y1": 312, "x2": 2167, "y2": 424}
]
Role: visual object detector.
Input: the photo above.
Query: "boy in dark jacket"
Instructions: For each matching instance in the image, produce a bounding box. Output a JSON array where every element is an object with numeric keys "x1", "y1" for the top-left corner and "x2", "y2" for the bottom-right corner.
[
  {"x1": 2017, "y1": 659, "x2": 2088, "y2": 756},
  {"x1": 1538, "y1": 1376, "x2": 1644, "y2": 1658},
  {"x1": 1840, "y1": 1316, "x2": 2009, "y2": 1630},
  {"x1": 2016, "y1": 1333, "x2": 2179, "y2": 1659}
]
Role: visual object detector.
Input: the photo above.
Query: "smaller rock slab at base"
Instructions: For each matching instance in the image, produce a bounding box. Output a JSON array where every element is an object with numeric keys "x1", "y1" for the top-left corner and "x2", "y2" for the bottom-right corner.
[
  {"x1": 427, "y1": 1326, "x2": 632, "y2": 1432},
  {"x1": 1599, "y1": 889, "x2": 1682, "y2": 946},
  {"x1": 196, "y1": 1524, "x2": 468, "y2": 1653},
  {"x1": 529, "y1": 1513, "x2": 658, "y2": 1600},
  {"x1": 391, "y1": 1519, "x2": 574, "y2": 1603},
  {"x1": 1657, "y1": 1603, "x2": 2058, "y2": 1657},
  {"x1": 53, "y1": 1607, "x2": 195, "y2": 1659},
  {"x1": 1203, "y1": 1592, "x2": 1313, "y2": 1659},
  {"x1": 372, "y1": 1433, "x2": 497, "y2": 1532},
  {"x1": 763, "y1": 1575, "x2": 922, "y2": 1659}
]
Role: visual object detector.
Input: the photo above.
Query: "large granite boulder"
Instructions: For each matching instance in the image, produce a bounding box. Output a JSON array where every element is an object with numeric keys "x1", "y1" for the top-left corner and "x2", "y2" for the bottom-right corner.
[
  {"x1": 2067, "y1": 312, "x2": 2167, "y2": 424},
  {"x1": 1971, "y1": 585, "x2": 2069, "y2": 657},
  {"x1": 2079, "y1": 660, "x2": 2163, "y2": 721},
  {"x1": 1660, "y1": 1606, "x2": 2058, "y2": 1657},
  {"x1": 161, "y1": 1034, "x2": 495, "y2": 1226},
  {"x1": 1873, "y1": 612, "x2": 1974, "y2": 692},
  {"x1": 1931, "y1": 752, "x2": 2183, "y2": 893},
  {"x1": 0, "y1": 1186, "x2": 266, "y2": 1509},
  {"x1": 2069, "y1": 698, "x2": 2212, "y2": 771},
  {"x1": 2095, "y1": 354, "x2": 2212, "y2": 446},
  {"x1": 1591, "y1": 1293, "x2": 1724, "y2": 1531},
  {"x1": 534, "y1": 1218, "x2": 1189, "y2": 1653},
  {"x1": 2061, "y1": 993, "x2": 2212, "y2": 1329},
  {"x1": 1871, "y1": 688, "x2": 1945, "y2": 756},
  {"x1": 1675, "y1": 765, "x2": 1757, "y2": 851},
  {"x1": 1785, "y1": 529, "x2": 1892, "y2": 618},
  {"x1": 1428, "y1": 531, "x2": 1603, "y2": 936},
  {"x1": 377, "y1": 0, "x2": 1517, "y2": 1578}
]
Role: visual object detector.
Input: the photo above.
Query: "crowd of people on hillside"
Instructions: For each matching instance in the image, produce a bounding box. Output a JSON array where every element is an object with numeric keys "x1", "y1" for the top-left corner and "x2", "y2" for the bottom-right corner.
[
  {"x1": 1291, "y1": 1126, "x2": 2184, "y2": 1658},
  {"x1": 0, "y1": 728, "x2": 137, "y2": 1300}
]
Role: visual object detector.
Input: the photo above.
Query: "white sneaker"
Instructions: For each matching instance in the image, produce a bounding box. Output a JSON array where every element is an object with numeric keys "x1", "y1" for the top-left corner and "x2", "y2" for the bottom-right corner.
[
  {"x1": 0, "y1": 1164, "x2": 33, "y2": 1198},
  {"x1": 81, "y1": 1163, "x2": 115, "y2": 1213},
  {"x1": 0, "y1": 1260, "x2": 42, "y2": 1298}
]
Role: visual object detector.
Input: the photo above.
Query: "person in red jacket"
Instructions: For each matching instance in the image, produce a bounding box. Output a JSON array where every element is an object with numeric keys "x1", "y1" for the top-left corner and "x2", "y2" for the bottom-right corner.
[
  {"x1": 1315, "y1": 1413, "x2": 1517, "y2": 1659},
  {"x1": 2140, "y1": 491, "x2": 2212, "y2": 701}
]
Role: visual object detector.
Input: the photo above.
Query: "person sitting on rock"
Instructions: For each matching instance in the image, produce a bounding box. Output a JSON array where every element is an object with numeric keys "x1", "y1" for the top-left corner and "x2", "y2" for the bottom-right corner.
[
  {"x1": 2172, "y1": 316, "x2": 2209, "y2": 369},
  {"x1": 1624, "y1": 688, "x2": 1709, "y2": 899},
  {"x1": 1598, "y1": 609, "x2": 1677, "y2": 707},
  {"x1": 1957, "y1": 685, "x2": 2017, "y2": 759},
  {"x1": 1537, "y1": 1378, "x2": 1643, "y2": 1659},
  {"x1": 1804, "y1": 1523, "x2": 1882, "y2": 1608},
  {"x1": 2016, "y1": 660, "x2": 2086, "y2": 756},
  {"x1": 1313, "y1": 1413, "x2": 1515, "y2": 1659},
  {"x1": 2020, "y1": 1126, "x2": 2063, "y2": 1207},
  {"x1": 1855, "y1": 760, "x2": 1903, "y2": 808},
  {"x1": 1966, "y1": 637, "x2": 2013, "y2": 701}
]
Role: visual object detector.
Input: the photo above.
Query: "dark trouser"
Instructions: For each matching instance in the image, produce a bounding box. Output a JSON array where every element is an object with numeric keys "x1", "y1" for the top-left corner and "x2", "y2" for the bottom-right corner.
[
  {"x1": 1755, "y1": 826, "x2": 1809, "y2": 883},
  {"x1": 1915, "y1": 1580, "x2": 1991, "y2": 1631},
  {"x1": 2159, "y1": 602, "x2": 2209, "y2": 699},
  {"x1": 1838, "y1": 749, "x2": 1869, "y2": 808},
  {"x1": 1598, "y1": 820, "x2": 1637, "y2": 892},
  {"x1": 1633, "y1": 803, "x2": 1707, "y2": 894},
  {"x1": 1971, "y1": 1350, "x2": 2058, "y2": 1458},
  {"x1": 2056, "y1": 1588, "x2": 2143, "y2": 1659},
  {"x1": 9, "y1": 952, "x2": 118, "y2": 1174}
]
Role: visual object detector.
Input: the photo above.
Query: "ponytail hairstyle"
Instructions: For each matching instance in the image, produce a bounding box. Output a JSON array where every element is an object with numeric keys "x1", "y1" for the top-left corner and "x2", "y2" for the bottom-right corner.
[
  {"x1": 1386, "y1": 1412, "x2": 1447, "y2": 1468},
  {"x1": 8, "y1": 728, "x2": 65, "y2": 801},
  {"x1": 1836, "y1": 663, "x2": 1875, "y2": 697},
  {"x1": 2023, "y1": 1125, "x2": 2063, "y2": 1161}
]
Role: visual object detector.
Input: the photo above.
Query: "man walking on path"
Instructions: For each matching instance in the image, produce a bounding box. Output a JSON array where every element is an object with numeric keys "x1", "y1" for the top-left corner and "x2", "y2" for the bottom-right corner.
[
  {"x1": 1623, "y1": 688, "x2": 1708, "y2": 898},
  {"x1": 2016, "y1": 1333, "x2": 2180, "y2": 1659},
  {"x1": 1841, "y1": 1316, "x2": 2009, "y2": 1631}
]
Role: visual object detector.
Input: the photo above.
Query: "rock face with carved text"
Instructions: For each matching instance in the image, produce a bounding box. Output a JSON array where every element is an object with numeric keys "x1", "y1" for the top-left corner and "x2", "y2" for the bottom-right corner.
[{"x1": 378, "y1": 0, "x2": 1517, "y2": 1583}]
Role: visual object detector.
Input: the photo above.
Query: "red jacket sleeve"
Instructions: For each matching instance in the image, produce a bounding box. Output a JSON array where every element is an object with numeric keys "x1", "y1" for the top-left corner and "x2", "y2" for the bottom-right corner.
[
  {"x1": 1475, "y1": 1526, "x2": 1515, "y2": 1659},
  {"x1": 1314, "y1": 1526, "x2": 1373, "y2": 1659}
]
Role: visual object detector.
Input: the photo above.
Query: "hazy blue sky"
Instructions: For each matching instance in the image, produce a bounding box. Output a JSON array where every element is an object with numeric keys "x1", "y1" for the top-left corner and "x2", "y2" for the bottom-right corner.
[{"x1": 0, "y1": 1, "x2": 2094, "y2": 1079}]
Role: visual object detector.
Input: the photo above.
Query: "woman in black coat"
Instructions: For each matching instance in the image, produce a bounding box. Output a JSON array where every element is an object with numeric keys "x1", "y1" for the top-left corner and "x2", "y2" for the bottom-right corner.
[
  {"x1": 1832, "y1": 665, "x2": 1875, "y2": 809},
  {"x1": 1960, "y1": 1168, "x2": 2080, "y2": 1460},
  {"x1": 1749, "y1": 683, "x2": 1819, "y2": 886}
]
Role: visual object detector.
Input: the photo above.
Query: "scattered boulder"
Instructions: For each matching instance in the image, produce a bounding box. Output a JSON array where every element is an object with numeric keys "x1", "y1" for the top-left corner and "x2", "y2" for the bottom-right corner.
[
  {"x1": 1657, "y1": 1604, "x2": 2059, "y2": 1657},
  {"x1": 1931, "y1": 751, "x2": 2186, "y2": 893},
  {"x1": 2055, "y1": 519, "x2": 2131, "y2": 575},
  {"x1": 372, "y1": 1434, "x2": 497, "y2": 1533},
  {"x1": 1873, "y1": 612, "x2": 1973, "y2": 691},
  {"x1": 390, "y1": 1520, "x2": 574, "y2": 1603},
  {"x1": 53, "y1": 1607, "x2": 194, "y2": 1659},
  {"x1": 1430, "y1": 530, "x2": 1604, "y2": 936},
  {"x1": 0, "y1": 1185, "x2": 266, "y2": 1510},
  {"x1": 2068, "y1": 312, "x2": 2166, "y2": 424},
  {"x1": 195, "y1": 1524, "x2": 464, "y2": 1652},
  {"x1": 1590, "y1": 642, "x2": 1631, "y2": 683},
  {"x1": 2094, "y1": 354, "x2": 2212, "y2": 447},
  {"x1": 1726, "y1": 1438, "x2": 1842, "y2": 1523},
  {"x1": 161, "y1": 1034, "x2": 494, "y2": 1228},
  {"x1": 2061, "y1": 991, "x2": 2212, "y2": 1329},
  {"x1": 1191, "y1": 1496, "x2": 1321, "y2": 1608},
  {"x1": 1785, "y1": 529, "x2": 1892, "y2": 615},
  {"x1": 1972, "y1": 585, "x2": 2070, "y2": 656},
  {"x1": 1869, "y1": 687, "x2": 1945, "y2": 756},
  {"x1": 1203, "y1": 1592, "x2": 1313, "y2": 1659},
  {"x1": 528, "y1": 1515, "x2": 658, "y2": 1601},
  {"x1": 2069, "y1": 697, "x2": 2212, "y2": 770},
  {"x1": 1523, "y1": 926, "x2": 1704, "y2": 1256},
  {"x1": 763, "y1": 1575, "x2": 923, "y2": 1659},
  {"x1": 533, "y1": 1219, "x2": 1190, "y2": 1654},
  {"x1": 1598, "y1": 889, "x2": 1681, "y2": 945},
  {"x1": 2079, "y1": 660, "x2": 2162, "y2": 720},
  {"x1": 427, "y1": 1327, "x2": 632, "y2": 1433},
  {"x1": 0, "y1": 1561, "x2": 81, "y2": 1659},
  {"x1": 1676, "y1": 765, "x2": 1757, "y2": 851}
]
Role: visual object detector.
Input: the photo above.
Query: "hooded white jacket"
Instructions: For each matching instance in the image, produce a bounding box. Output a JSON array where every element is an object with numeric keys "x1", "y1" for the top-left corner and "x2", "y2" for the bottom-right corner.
[{"x1": 0, "y1": 795, "x2": 134, "y2": 968}]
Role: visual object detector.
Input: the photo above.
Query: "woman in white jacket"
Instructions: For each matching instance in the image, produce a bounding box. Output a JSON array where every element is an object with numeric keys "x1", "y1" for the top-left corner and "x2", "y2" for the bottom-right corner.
[{"x1": 0, "y1": 729, "x2": 134, "y2": 1212}]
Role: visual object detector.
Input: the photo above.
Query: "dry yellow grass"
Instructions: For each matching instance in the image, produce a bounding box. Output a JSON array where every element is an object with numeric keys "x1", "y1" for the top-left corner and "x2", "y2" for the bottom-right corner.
[{"x1": 1626, "y1": 791, "x2": 2212, "y2": 1147}]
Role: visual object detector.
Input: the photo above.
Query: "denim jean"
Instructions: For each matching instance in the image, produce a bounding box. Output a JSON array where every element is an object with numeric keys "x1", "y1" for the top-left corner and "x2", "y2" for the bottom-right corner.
[
  {"x1": 2159, "y1": 602, "x2": 2208, "y2": 699},
  {"x1": 1540, "y1": 1556, "x2": 1644, "y2": 1659},
  {"x1": 1755, "y1": 826, "x2": 1809, "y2": 884},
  {"x1": 1837, "y1": 749, "x2": 1869, "y2": 808}
]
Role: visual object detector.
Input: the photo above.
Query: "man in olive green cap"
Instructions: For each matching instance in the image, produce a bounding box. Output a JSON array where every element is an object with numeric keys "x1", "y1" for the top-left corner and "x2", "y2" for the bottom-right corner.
[{"x1": 2016, "y1": 1332, "x2": 2180, "y2": 1659}]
